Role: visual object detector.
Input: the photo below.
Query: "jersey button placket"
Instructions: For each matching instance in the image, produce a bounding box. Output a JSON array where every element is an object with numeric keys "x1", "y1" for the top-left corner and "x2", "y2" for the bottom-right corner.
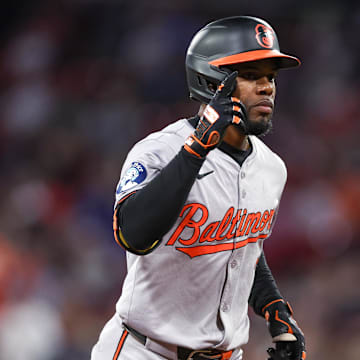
[{"x1": 239, "y1": 168, "x2": 247, "y2": 203}]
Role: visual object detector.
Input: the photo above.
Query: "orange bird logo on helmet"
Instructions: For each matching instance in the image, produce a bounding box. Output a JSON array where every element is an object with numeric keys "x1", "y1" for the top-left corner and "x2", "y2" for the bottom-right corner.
[{"x1": 255, "y1": 24, "x2": 275, "y2": 48}]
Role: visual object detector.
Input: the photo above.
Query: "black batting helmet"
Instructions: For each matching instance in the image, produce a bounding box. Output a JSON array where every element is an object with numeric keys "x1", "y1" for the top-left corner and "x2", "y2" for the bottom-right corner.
[{"x1": 185, "y1": 16, "x2": 301, "y2": 103}]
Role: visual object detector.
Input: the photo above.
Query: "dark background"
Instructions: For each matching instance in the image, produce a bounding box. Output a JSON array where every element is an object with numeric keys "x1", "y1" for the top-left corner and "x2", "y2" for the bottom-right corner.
[{"x1": 0, "y1": 1, "x2": 359, "y2": 359}]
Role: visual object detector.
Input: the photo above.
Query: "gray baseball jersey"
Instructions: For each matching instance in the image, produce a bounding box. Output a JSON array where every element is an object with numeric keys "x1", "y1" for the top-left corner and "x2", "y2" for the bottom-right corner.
[{"x1": 114, "y1": 118, "x2": 286, "y2": 351}]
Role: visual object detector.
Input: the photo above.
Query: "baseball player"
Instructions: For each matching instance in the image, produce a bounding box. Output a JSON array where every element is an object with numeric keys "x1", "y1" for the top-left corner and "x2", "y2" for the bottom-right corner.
[{"x1": 91, "y1": 16, "x2": 306, "y2": 360}]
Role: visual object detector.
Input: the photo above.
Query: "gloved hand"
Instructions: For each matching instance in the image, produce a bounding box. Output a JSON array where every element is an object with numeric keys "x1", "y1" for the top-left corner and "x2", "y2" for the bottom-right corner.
[
  {"x1": 184, "y1": 71, "x2": 246, "y2": 158},
  {"x1": 263, "y1": 300, "x2": 306, "y2": 360}
]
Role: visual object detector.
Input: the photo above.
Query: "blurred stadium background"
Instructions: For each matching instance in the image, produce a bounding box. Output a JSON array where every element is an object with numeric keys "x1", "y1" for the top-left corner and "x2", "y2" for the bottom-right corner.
[{"x1": 0, "y1": 1, "x2": 359, "y2": 359}]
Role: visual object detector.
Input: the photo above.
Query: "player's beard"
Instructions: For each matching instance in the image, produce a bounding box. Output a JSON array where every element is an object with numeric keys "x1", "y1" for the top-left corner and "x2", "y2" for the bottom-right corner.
[{"x1": 244, "y1": 116, "x2": 273, "y2": 137}]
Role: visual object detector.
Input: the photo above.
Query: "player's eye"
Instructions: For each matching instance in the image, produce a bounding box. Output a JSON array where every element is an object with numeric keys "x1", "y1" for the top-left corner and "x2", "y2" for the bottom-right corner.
[
  {"x1": 240, "y1": 71, "x2": 277, "y2": 82},
  {"x1": 241, "y1": 72, "x2": 258, "y2": 80}
]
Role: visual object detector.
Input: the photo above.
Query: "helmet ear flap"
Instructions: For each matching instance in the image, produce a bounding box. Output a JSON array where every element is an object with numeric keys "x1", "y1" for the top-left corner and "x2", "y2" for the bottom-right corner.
[
  {"x1": 186, "y1": 57, "x2": 234, "y2": 104},
  {"x1": 188, "y1": 69, "x2": 215, "y2": 103},
  {"x1": 188, "y1": 68, "x2": 227, "y2": 103},
  {"x1": 189, "y1": 76, "x2": 216, "y2": 103}
]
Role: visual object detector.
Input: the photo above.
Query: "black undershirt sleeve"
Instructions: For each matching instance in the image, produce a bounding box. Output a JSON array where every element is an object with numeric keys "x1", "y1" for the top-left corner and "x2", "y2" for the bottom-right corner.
[
  {"x1": 248, "y1": 251, "x2": 283, "y2": 316},
  {"x1": 117, "y1": 147, "x2": 205, "y2": 251}
]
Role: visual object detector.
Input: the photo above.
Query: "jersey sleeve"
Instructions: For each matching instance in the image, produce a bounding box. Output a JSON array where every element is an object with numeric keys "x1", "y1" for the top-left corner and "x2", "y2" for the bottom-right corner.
[{"x1": 114, "y1": 138, "x2": 176, "y2": 208}]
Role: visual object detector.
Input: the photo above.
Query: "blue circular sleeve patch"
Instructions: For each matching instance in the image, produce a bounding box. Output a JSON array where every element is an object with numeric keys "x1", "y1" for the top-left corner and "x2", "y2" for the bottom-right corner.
[{"x1": 116, "y1": 162, "x2": 147, "y2": 194}]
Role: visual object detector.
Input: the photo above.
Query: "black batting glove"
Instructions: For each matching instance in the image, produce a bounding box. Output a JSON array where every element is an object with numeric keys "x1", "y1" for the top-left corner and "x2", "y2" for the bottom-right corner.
[
  {"x1": 263, "y1": 300, "x2": 306, "y2": 360},
  {"x1": 184, "y1": 71, "x2": 247, "y2": 158}
]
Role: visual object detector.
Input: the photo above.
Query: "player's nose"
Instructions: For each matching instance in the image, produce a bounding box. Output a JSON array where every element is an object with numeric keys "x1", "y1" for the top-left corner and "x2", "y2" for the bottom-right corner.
[{"x1": 256, "y1": 76, "x2": 274, "y2": 96}]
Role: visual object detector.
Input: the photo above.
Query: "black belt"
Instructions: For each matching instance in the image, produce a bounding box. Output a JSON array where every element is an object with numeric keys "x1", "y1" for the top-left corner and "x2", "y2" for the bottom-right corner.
[{"x1": 123, "y1": 324, "x2": 233, "y2": 360}]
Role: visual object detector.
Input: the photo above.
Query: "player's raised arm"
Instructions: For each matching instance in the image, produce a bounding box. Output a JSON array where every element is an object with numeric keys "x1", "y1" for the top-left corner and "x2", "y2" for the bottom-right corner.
[{"x1": 113, "y1": 72, "x2": 247, "y2": 255}]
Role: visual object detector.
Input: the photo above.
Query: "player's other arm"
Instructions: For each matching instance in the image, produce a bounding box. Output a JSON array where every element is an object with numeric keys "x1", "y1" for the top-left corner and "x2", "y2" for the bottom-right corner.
[{"x1": 249, "y1": 252, "x2": 306, "y2": 360}]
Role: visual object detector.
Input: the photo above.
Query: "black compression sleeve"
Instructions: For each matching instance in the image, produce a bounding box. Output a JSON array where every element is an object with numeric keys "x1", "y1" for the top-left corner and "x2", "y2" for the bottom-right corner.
[
  {"x1": 117, "y1": 147, "x2": 205, "y2": 252},
  {"x1": 248, "y1": 252, "x2": 283, "y2": 316}
]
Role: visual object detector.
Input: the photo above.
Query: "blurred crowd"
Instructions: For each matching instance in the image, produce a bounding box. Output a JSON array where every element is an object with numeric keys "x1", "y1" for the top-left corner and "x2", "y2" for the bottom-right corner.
[{"x1": 0, "y1": 1, "x2": 359, "y2": 359}]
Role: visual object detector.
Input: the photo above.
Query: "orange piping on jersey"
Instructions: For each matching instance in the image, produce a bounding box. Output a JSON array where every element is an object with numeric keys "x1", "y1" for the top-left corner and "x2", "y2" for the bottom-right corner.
[
  {"x1": 176, "y1": 234, "x2": 268, "y2": 258},
  {"x1": 209, "y1": 49, "x2": 301, "y2": 67},
  {"x1": 112, "y1": 329, "x2": 129, "y2": 360}
]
